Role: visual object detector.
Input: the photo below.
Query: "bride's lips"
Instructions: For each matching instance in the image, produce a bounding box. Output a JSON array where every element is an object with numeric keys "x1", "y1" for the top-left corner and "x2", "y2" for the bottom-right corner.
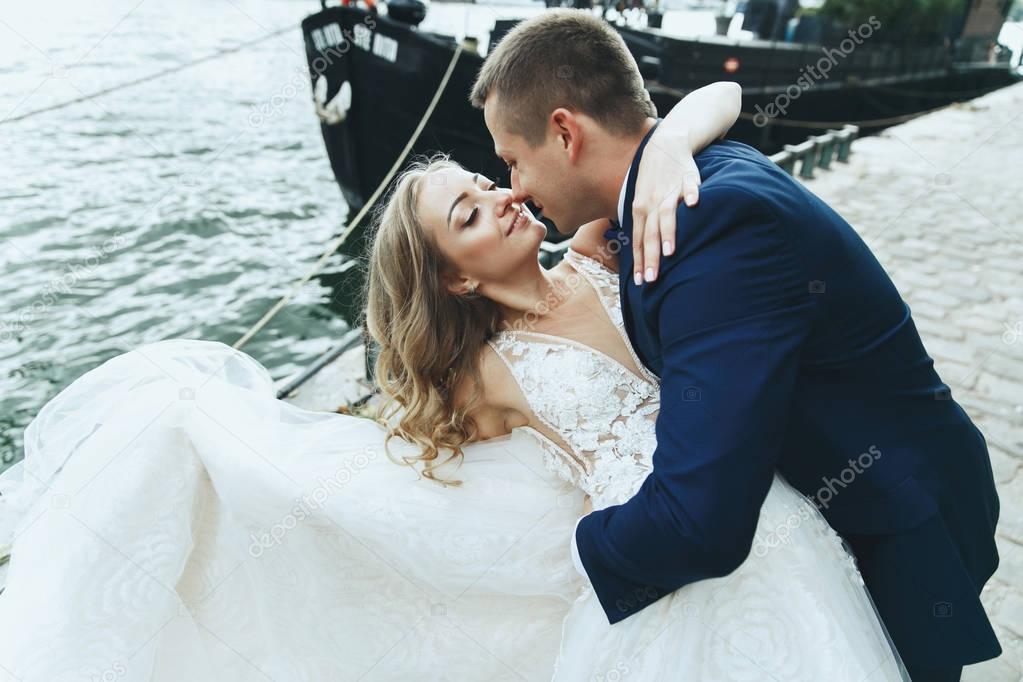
[{"x1": 507, "y1": 207, "x2": 528, "y2": 236}]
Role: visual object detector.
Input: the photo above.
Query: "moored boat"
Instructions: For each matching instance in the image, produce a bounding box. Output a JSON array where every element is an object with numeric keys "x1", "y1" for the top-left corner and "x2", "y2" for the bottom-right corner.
[{"x1": 301, "y1": 0, "x2": 1020, "y2": 252}]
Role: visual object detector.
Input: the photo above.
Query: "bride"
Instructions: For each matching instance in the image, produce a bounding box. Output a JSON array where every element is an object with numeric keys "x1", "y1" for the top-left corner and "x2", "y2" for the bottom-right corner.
[{"x1": 0, "y1": 84, "x2": 906, "y2": 681}]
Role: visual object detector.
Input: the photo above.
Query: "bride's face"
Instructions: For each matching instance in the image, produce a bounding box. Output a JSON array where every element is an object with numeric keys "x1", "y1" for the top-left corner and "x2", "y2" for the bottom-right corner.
[{"x1": 417, "y1": 167, "x2": 546, "y2": 294}]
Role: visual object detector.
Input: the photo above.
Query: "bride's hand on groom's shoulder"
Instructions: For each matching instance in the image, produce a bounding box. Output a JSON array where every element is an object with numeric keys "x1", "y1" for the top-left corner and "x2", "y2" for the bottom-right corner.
[
  {"x1": 582, "y1": 494, "x2": 593, "y2": 516},
  {"x1": 631, "y1": 81, "x2": 740, "y2": 285},
  {"x1": 631, "y1": 127, "x2": 702, "y2": 285}
]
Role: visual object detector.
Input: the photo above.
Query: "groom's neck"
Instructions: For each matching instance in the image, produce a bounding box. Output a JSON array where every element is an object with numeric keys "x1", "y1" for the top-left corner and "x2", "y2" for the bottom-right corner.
[{"x1": 591, "y1": 117, "x2": 657, "y2": 220}]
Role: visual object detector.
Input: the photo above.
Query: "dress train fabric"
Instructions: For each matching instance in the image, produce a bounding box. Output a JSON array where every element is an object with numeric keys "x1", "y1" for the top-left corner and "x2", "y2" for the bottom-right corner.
[
  {"x1": 0, "y1": 339, "x2": 584, "y2": 682},
  {"x1": 0, "y1": 338, "x2": 909, "y2": 681},
  {"x1": 553, "y1": 473, "x2": 910, "y2": 680}
]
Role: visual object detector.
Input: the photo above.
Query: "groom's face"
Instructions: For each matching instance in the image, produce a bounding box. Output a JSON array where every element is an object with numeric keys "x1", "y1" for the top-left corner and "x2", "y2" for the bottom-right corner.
[{"x1": 484, "y1": 94, "x2": 584, "y2": 235}]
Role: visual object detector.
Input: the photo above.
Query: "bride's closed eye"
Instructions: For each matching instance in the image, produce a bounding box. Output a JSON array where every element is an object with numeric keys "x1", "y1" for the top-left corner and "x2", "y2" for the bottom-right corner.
[{"x1": 463, "y1": 182, "x2": 499, "y2": 228}]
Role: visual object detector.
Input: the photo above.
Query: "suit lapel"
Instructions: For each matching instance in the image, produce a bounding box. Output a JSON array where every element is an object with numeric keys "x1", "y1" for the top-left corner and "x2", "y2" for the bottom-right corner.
[{"x1": 616, "y1": 120, "x2": 661, "y2": 373}]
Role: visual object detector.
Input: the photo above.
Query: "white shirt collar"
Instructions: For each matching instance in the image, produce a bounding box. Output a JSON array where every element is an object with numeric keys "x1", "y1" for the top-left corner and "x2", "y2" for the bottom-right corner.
[
  {"x1": 616, "y1": 164, "x2": 631, "y2": 227},
  {"x1": 616, "y1": 119, "x2": 661, "y2": 228}
]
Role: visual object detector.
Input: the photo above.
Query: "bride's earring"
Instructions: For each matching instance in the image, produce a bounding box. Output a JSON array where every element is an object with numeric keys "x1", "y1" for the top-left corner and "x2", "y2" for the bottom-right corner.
[{"x1": 465, "y1": 283, "x2": 479, "y2": 299}]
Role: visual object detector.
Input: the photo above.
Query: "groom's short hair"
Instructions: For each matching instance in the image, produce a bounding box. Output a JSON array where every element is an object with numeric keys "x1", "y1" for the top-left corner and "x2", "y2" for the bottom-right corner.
[{"x1": 469, "y1": 10, "x2": 656, "y2": 147}]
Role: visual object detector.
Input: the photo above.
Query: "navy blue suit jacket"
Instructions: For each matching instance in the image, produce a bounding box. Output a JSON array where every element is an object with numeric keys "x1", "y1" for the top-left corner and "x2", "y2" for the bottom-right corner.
[{"x1": 578, "y1": 122, "x2": 1002, "y2": 667}]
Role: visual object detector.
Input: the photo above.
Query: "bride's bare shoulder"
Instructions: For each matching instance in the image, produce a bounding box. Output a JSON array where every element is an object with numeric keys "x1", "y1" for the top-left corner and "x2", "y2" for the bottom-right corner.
[
  {"x1": 451, "y1": 343, "x2": 529, "y2": 442},
  {"x1": 568, "y1": 218, "x2": 619, "y2": 273}
]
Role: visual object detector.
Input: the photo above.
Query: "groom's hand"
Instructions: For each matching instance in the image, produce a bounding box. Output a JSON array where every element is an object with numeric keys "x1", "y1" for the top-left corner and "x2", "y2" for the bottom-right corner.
[{"x1": 631, "y1": 129, "x2": 702, "y2": 286}]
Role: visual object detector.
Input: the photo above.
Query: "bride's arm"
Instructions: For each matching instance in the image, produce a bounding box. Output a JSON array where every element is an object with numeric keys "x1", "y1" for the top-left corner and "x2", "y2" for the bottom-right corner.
[
  {"x1": 454, "y1": 345, "x2": 533, "y2": 442},
  {"x1": 631, "y1": 82, "x2": 741, "y2": 284},
  {"x1": 568, "y1": 83, "x2": 741, "y2": 276}
]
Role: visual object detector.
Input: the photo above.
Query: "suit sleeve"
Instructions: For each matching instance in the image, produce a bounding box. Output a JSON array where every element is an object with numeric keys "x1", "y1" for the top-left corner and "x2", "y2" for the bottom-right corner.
[
  {"x1": 574, "y1": 184, "x2": 816, "y2": 624},
  {"x1": 570, "y1": 516, "x2": 587, "y2": 577}
]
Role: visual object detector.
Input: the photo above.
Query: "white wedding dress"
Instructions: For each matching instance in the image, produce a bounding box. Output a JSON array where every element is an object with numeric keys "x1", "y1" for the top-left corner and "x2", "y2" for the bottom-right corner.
[{"x1": 0, "y1": 247, "x2": 909, "y2": 682}]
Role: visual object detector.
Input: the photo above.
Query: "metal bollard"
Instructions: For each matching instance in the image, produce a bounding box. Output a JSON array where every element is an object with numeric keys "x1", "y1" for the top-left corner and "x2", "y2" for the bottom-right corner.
[
  {"x1": 772, "y1": 125, "x2": 857, "y2": 177},
  {"x1": 769, "y1": 150, "x2": 797, "y2": 176},
  {"x1": 784, "y1": 139, "x2": 817, "y2": 180},
  {"x1": 812, "y1": 133, "x2": 835, "y2": 169},
  {"x1": 833, "y1": 124, "x2": 859, "y2": 162}
]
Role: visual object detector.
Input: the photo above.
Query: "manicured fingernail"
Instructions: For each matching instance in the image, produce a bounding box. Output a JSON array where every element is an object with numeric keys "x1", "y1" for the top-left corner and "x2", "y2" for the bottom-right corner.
[
  {"x1": 685, "y1": 193, "x2": 698, "y2": 206},
  {"x1": 645, "y1": 267, "x2": 655, "y2": 282},
  {"x1": 663, "y1": 240, "x2": 673, "y2": 256},
  {"x1": 634, "y1": 271, "x2": 643, "y2": 286}
]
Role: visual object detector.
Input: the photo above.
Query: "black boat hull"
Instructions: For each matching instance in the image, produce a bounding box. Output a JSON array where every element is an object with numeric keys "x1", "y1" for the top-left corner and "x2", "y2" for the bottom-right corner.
[
  {"x1": 302, "y1": 6, "x2": 1018, "y2": 252},
  {"x1": 303, "y1": 8, "x2": 506, "y2": 256}
]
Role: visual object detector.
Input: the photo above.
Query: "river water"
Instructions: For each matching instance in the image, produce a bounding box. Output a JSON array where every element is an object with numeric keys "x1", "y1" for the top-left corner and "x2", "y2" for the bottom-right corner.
[{"x1": 0, "y1": 0, "x2": 360, "y2": 471}]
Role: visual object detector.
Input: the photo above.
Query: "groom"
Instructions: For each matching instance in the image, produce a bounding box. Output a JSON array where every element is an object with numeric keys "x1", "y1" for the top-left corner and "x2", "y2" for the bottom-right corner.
[{"x1": 470, "y1": 10, "x2": 1002, "y2": 681}]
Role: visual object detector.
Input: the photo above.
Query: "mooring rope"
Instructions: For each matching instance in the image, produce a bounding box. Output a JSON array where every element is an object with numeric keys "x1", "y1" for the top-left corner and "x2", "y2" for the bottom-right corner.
[
  {"x1": 0, "y1": 26, "x2": 295, "y2": 126},
  {"x1": 232, "y1": 43, "x2": 465, "y2": 350}
]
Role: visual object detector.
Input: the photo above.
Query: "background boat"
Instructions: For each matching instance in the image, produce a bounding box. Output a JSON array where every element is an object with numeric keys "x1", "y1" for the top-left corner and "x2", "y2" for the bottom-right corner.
[{"x1": 301, "y1": 0, "x2": 1020, "y2": 250}]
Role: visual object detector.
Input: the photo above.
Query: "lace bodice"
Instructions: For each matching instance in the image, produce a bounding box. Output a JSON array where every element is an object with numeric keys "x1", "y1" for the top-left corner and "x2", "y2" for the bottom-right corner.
[{"x1": 487, "y1": 249, "x2": 662, "y2": 510}]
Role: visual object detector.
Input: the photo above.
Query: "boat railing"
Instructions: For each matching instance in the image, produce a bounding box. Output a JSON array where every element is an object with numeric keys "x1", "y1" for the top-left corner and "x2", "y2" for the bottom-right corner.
[{"x1": 651, "y1": 37, "x2": 955, "y2": 95}]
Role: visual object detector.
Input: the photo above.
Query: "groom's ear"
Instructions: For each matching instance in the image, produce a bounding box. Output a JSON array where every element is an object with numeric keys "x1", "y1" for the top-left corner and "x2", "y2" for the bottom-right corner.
[{"x1": 550, "y1": 108, "x2": 583, "y2": 162}]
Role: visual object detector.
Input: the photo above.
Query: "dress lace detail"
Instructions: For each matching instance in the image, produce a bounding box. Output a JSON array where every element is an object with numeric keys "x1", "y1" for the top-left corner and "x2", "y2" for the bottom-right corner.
[{"x1": 486, "y1": 248, "x2": 660, "y2": 510}]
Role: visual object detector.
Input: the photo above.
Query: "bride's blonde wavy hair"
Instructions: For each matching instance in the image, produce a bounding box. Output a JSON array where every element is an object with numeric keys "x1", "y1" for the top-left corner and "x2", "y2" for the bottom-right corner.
[{"x1": 362, "y1": 154, "x2": 504, "y2": 487}]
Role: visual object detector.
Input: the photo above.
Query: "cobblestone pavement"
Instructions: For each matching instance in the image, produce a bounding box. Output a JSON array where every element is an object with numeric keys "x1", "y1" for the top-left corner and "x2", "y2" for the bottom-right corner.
[{"x1": 796, "y1": 81, "x2": 1023, "y2": 680}]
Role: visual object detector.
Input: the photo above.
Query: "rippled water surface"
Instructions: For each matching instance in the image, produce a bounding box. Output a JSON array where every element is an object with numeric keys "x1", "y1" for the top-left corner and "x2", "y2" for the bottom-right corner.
[{"x1": 0, "y1": 0, "x2": 365, "y2": 469}]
